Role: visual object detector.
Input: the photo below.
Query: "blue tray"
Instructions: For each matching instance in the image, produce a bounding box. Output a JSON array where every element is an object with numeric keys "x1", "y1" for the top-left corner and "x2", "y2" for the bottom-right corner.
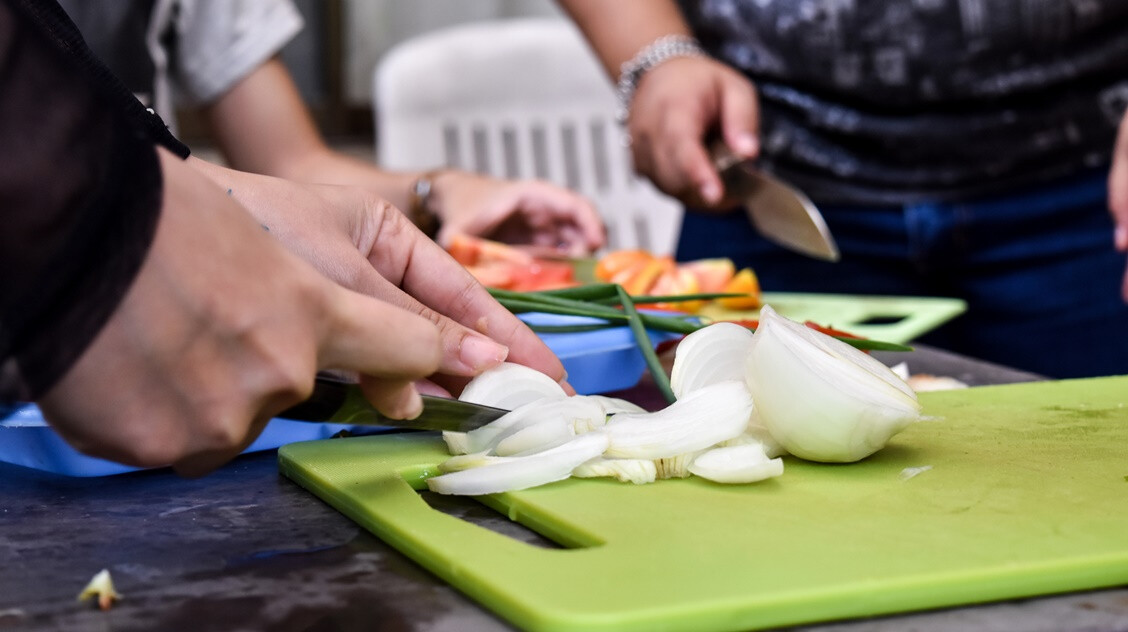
[{"x1": 0, "y1": 313, "x2": 681, "y2": 477}]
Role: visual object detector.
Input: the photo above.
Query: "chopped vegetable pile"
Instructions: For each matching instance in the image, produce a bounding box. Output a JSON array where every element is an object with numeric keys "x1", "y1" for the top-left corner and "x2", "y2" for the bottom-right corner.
[
  {"x1": 447, "y1": 235, "x2": 761, "y2": 312},
  {"x1": 425, "y1": 306, "x2": 924, "y2": 496}
]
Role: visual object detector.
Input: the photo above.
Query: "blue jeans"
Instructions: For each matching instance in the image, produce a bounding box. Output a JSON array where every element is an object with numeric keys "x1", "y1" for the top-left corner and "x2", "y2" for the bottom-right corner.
[{"x1": 677, "y1": 169, "x2": 1128, "y2": 378}]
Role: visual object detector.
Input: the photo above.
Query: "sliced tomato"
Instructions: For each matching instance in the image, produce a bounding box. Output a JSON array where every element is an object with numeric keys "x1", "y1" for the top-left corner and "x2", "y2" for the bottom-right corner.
[
  {"x1": 803, "y1": 321, "x2": 862, "y2": 339},
  {"x1": 649, "y1": 267, "x2": 704, "y2": 312},
  {"x1": 508, "y1": 260, "x2": 578, "y2": 292},
  {"x1": 622, "y1": 256, "x2": 674, "y2": 296},
  {"x1": 594, "y1": 249, "x2": 651, "y2": 282},
  {"x1": 465, "y1": 261, "x2": 516, "y2": 289},
  {"x1": 679, "y1": 257, "x2": 736, "y2": 294},
  {"x1": 446, "y1": 233, "x2": 533, "y2": 267}
]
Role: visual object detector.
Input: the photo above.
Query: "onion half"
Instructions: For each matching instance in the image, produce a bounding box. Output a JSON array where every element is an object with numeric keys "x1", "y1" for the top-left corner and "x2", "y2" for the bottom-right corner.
[{"x1": 745, "y1": 305, "x2": 921, "y2": 463}]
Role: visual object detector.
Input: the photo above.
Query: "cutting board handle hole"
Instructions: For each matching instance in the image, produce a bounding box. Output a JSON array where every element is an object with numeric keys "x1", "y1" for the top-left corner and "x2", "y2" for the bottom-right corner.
[
  {"x1": 857, "y1": 314, "x2": 908, "y2": 326},
  {"x1": 417, "y1": 490, "x2": 572, "y2": 549}
]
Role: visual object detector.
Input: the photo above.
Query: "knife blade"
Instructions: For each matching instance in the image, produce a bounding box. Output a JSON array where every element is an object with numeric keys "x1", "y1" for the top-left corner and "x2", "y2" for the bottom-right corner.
[
  {"x1": 713, "y1": 144, "x2": 840, "y2": 262},
  {"x1": 277, "y1": 377, "x2": 509, "y2": 433}
]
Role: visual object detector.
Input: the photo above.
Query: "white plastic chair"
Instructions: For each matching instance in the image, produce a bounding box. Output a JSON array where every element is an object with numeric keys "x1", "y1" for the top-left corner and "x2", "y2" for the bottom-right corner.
[{"x1": 373, "y1": 18, "x2": 684, "y2": 255}]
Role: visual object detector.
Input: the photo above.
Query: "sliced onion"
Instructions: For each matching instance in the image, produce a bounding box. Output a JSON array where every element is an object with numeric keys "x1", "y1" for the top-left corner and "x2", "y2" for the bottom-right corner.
[
  {"x1": 654, "y1": 452, "x2": 702, "y2": 479},
  {"x1": 583, "y1": 395, "x2": 647, "y2": 415},
  {"x1": 745, "y1": 305, "x2": 922, "y2": 463},
  {"x1": 466, "y1": 396, "x2": 605, "y2": 455},
  {"x1": 439, "y1": 451, "x2": 504, "y2": 472},
  {"x1": 689, "y1": 443, "x2": 783, "y2": 483},
  {"x1": 670, "y1": 322, "x2": 756, "y2": 398},
  {"x1": 458, "y1": 362, "x2": 567, "y2": 409},
  {"x1": 426, "y1": 432, "x2": 610, "y2": 495},
  {"x1": 603, "y1": 381, "x2": 753, "y2": 459},
  {"x1": 721, "y1": 409, "x2": 786, "y2": 458},
  {"x1": 573, "y1": 457, "x2": 657, "y2": 484},
  {"x1": 493, "y1": 419, "x2": 575, "y2": 456},
  {"x1": 442, "y1": 431, "x2": 472, "y2": 455}
]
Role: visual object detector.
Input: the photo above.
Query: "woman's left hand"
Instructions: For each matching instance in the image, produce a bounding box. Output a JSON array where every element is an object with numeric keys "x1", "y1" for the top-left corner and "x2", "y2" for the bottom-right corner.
[{"x1": 428, "y1": 171, "x2": 606, "y2": 258}]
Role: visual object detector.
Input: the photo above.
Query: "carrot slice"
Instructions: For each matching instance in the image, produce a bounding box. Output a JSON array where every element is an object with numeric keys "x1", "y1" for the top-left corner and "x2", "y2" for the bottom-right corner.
[{"x1": 716, "y1": 267, "x2": 762, "y2": 310}]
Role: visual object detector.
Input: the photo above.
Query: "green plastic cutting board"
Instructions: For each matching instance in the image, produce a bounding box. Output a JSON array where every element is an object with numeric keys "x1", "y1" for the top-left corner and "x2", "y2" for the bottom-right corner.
[
  {"x1": 705, "y1": 292, "x2": 968, "y2": 343},
  {"x1": 278, "y1": 376, "x2": 1128, "y2": 631}
]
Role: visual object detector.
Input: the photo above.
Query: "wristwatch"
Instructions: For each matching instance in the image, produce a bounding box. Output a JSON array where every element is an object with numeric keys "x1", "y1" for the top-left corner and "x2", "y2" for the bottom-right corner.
[{"x1": 408, "y1": 171, "x2": 443, "y2": 238}]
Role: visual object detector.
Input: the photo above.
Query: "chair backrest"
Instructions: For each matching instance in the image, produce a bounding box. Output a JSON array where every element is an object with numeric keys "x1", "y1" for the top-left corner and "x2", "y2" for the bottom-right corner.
[{"x1": 373, "y1": 17, "x2": 683, "y2": 255}]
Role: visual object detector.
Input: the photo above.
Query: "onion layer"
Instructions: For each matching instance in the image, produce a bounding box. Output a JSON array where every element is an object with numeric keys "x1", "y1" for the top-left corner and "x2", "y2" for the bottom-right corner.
[
  {"x1": 603, "y1": 381, "x2": 752, "y2": 459},
  {"x1": 458, "y1": 362, "x2": 566, "y2": 409},
  {"x1": 689, "y1": 443, "x2": 783, "y2": 483},
  {"x1": 427, "y1": 432, "x2": 610, "y2": 495},
  {"x1": 670, "y1": 322, "x2": 755, "y2": 398}
]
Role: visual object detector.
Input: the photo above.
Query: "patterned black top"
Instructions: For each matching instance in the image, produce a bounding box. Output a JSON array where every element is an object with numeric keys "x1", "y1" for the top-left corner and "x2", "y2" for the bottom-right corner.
[{"x1": 678, "y1": 0, "x2": 1128, "y2": 204}]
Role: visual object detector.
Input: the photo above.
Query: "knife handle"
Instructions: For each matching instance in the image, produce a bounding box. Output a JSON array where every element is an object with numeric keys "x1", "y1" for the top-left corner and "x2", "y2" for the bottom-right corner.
[{"x1": 277, "y1": 376, "x2": 350, "y2": 422}]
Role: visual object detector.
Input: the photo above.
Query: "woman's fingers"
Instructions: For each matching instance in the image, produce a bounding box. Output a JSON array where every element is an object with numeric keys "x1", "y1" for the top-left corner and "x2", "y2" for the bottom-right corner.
[
  {"x1": 341, "y1": 198, "x2": 567, "y2": 384},
  {"x1": 316, "y1": 281, "x2": 443, "y2": 380}
]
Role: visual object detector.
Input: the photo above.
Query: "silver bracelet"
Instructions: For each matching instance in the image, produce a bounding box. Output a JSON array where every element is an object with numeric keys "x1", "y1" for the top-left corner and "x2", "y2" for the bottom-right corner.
[{"x1": 616, "y1": 35, "x2": 706, "y2": 125}]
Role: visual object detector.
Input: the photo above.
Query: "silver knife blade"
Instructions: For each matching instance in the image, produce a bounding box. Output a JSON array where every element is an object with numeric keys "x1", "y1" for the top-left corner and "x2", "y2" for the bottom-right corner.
[
  {"x1": 277, "y1": 377, "x2": 509, "y2": 433},
  {"x1": 714, "y1": 145, "x2": 840, "y2": 262}
]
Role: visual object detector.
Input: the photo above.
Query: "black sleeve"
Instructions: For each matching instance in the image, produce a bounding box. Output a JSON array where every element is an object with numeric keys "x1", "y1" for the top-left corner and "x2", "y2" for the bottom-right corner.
[{"x1": 0, "y1": 0, "x2": 185, "y2": 405}]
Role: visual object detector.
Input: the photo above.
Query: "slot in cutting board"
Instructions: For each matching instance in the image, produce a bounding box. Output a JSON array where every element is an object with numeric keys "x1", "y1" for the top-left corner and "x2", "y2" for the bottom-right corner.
[{"x1": 279, "y1": 376, "x2": 1128, "y2": 631}]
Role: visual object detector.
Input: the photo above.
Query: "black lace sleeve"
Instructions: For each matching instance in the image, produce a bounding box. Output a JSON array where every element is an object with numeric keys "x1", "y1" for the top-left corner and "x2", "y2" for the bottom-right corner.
[{"x1": 0, "y1": 0, "x2": 185, "y2": 404}]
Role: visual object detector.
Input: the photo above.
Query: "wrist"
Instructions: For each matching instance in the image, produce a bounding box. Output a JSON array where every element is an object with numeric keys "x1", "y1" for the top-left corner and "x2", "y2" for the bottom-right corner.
[{"x1": 616, "y1": 34, "x2": 706, "y2": 125}]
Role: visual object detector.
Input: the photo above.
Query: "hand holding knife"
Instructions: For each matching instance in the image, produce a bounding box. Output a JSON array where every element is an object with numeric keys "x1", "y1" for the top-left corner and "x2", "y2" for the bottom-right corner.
[{"x1": 277, "y1": 376, "x2": 508, "y2": 433}]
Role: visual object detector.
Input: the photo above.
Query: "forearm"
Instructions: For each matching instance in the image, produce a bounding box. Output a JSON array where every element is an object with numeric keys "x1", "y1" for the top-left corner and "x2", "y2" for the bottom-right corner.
[
  {"x1": 273, "y1": 147, "x2": 420, "y2": 212},
  {"x1": 556, "y1": 0, "x2": 693, "y2": 81},
  {"x1": 201, "y1": 56, "x2": 423, "y2": 219}
]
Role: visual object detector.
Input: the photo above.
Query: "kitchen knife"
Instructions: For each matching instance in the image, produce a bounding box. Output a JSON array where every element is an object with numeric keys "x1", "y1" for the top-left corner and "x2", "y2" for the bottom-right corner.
[
  {"x1": 713, "y1": 145, "x2": 840, "y2": 262},
  {"x1": 277, "y1": 376, "x2": 509, "y2": 433}
]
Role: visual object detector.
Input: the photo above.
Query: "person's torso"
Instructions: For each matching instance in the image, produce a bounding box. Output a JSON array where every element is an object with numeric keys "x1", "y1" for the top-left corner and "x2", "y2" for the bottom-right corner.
[{"x1": 680, "y1": 0, "x2": 1128, "y2": 203}]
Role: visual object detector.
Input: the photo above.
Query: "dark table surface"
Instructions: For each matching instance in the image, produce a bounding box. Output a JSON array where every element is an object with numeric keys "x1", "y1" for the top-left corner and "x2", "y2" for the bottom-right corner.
[{"x1": 2, "y1": 346, "x2": 1127, "y2": 632}]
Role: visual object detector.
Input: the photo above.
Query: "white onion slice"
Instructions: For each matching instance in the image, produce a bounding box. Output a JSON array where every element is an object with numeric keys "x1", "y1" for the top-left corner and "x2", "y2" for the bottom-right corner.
[
  {"x1": 467, "y1": 396, "x2": 605, "y2": 455},
  {"x1": 603, "y1": 381, "x2": 753, "y2": 459},
  {"x1": 458, "y1": 362, "x2": 567, "y2": 409},
  {"x1": 493, "y1": 419, "x2": 575, "y2": 456},
  {"x1": 670, "y1": 322, "x2": 756, "y2": 398},
  {"x1": 689, "y1": 443, "x2": 783, "y2": 483},
  {"x1": 654, "y1": 452, "x2": 702, "y2": 479},
  {"x1": 745, "y1": 305, "x2": 922, "y2": 463},
  {"x1": 442, "y1": 431, "x2": 472, "y2": 455},
  {"x1": 583, "y1": 395, "x2": 647, "y2": 415},
  {"x1": 438, "y1": 451, "x2": 504, "y2": 472},
  {"x1": 573, "y1": 458, "x2": 657, "y2": 484},
  {"x1": 426, "y1": 432, "x2": 610, "y2": 495},
  {"x1": 721, "y1": 408, "x2": 786, "y2": 458}
]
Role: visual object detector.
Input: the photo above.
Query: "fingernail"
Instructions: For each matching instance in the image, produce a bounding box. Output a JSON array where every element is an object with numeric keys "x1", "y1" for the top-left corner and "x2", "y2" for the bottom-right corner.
[
  {"x1": 558, "y1": 375, "x2": 576, "y2": 396},
  {"x1": 403, "y1": 387, "x2": 424, "y2": 420},
  {"x1": 1116, "y1": 225, "x2": 1128, "y2": 251},
  {"x1": 736, "y1": 133, "x2": 758, "y2": 156},
  {"x1": 460, "y1": 335, "x2": 509, "y2": 371},
  {"x1": 701, "y1": 181, "x2": 722, "y2": 204}
]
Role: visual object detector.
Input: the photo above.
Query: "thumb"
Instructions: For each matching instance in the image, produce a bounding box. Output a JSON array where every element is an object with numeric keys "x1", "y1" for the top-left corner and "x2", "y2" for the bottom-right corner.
[{"x1": 1108, "y1": 114, "x2": 1128, "y2": 252}]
